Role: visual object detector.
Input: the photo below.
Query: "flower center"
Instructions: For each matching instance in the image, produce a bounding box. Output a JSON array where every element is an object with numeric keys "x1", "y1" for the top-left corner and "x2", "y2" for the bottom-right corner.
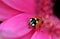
[{"x1": 29, "y1": 16, "x2": 43, "y2": 28}]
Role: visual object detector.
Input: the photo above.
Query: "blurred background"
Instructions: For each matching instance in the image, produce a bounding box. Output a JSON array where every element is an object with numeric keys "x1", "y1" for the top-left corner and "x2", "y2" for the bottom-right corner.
[{"x1": 53, "y1": 0, "x2": 60, "y2": 19}]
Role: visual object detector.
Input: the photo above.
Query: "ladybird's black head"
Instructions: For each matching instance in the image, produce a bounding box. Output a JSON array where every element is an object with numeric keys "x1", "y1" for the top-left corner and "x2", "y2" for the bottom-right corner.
[{"x1": 29, "y1": 18, "x2": 39, "y2": 27}]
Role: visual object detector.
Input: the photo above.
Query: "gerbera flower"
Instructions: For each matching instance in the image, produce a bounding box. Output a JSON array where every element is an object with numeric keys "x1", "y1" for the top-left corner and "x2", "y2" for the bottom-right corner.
[{"x1": 0, "y1": 0, "x2": 60, "y2": 39}]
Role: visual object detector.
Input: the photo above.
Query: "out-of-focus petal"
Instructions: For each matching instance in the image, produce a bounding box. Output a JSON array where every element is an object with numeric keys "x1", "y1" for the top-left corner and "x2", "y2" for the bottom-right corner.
[
  {"x1": 16, "y1": 29, "x2": 35, "y2": 39},
  {"x1": 0, "y1": 0, "x2": 22, "y2": 21},
  {"x1": 2, "y1": 0, "x2": 36, "y2": 13},
  {"x1": 2, "y1": 29, "x2": 35, "y2": 39},
  {"x1": 49, "y1": 16, "x2": 60, "y2": 24},
  {"x1": 0, "y1": 13, "x2": 34, "y2": 38},
  {"x1": 52, "y1": 35, "x2": 59, "y2": 39},
  {"x1": 31, "y1": 31, "x2": 51, "y2": 39},
  {"x1": 49, "y1": 16, "x2": 60, "y2": 35}
]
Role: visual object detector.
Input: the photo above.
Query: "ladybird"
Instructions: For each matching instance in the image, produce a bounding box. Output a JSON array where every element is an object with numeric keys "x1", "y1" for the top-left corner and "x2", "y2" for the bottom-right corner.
[{"x1": 29, "y1": 16, "x2": 43, "y2": 28}]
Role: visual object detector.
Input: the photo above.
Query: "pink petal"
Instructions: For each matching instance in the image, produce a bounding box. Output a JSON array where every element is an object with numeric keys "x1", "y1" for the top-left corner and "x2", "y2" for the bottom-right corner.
[
  {"x1": 49, "y1": 16, "x2": 60, "y2": 35},
  {"x1": 52, "y1": 35, "x2": 59, "y2": 39},
  {"x1": 2, "y1": 0, "x2": 36, "y2": 13},
  {"x1": 16, "y1": 29, "x2": 35, "y2": 39},
  {"x1": 31, "y1": 31, "x2": 51, "y2": 39},
  {"x1": 45, "y1": 15, "x2": 60, "y2": 33},
  {"x1": 2, "y1": 29, "x2": 35, "y2": 39},
  {"x1": 0, "y1": 13, "x2": 34, "y2": 38},
  {"x1": 0, "y1": 0, "x2": 22, "y2": 21}
]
